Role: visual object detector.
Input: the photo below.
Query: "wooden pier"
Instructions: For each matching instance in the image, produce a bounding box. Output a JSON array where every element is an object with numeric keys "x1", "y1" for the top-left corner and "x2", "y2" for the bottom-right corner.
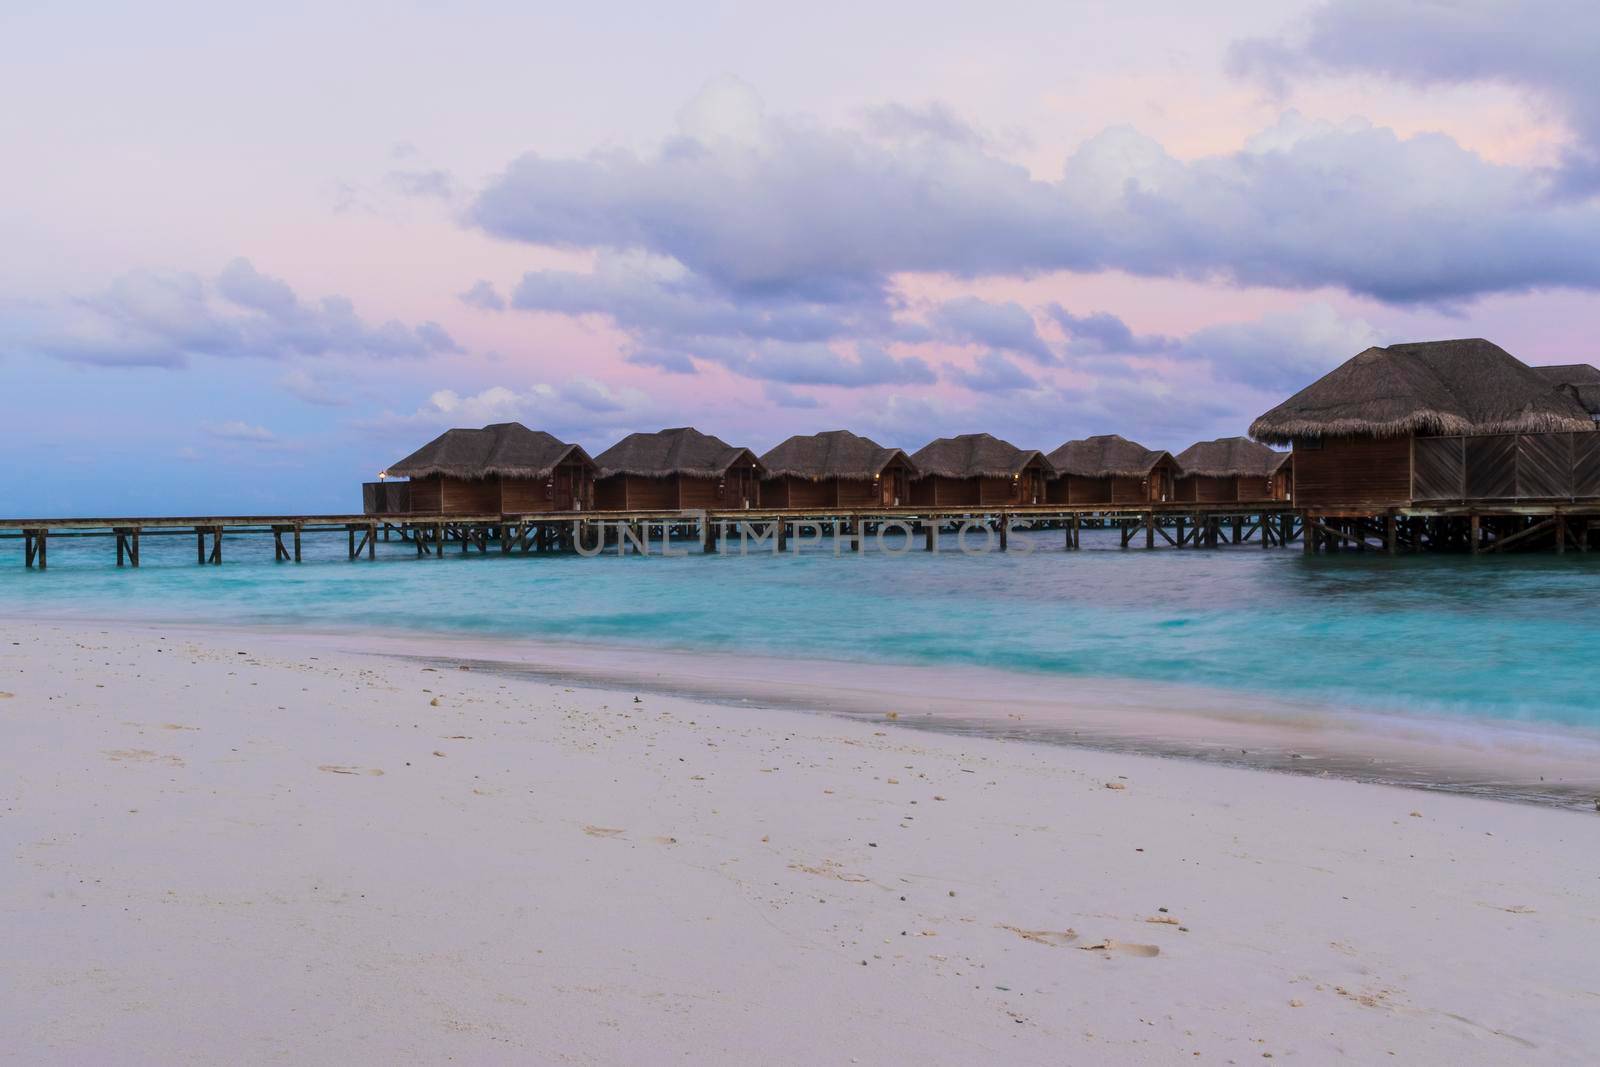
[
  {"x1": 4, "y1": 501, "x2": 1598, "y2": 568},
  {"x1": 3, "y1": 505, "x2": 1301, "y2": 569}
]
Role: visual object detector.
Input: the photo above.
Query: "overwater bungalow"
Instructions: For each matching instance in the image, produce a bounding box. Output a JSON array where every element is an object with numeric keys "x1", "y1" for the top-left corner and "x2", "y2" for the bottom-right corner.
[
  {"x1": 593, "y1": 427, "x2": 765, "y2": 510},
  {"x1": 759, "y1": 430, "x2": 917, "y2": 508},
  {"x1": 383, "y1": 422, "x2": 597, "y2": 514},
  {"x1": 1172, "y1": 437, "x2": 1285, "y2": 503},
  {"x1": 1249, "y1": 339, "x2": 1596, "y2": 508},
  {"x1": 1045, "y1": 434, "x2": 1178, "y2": 505},
  {"x1": 908, "y1": 433, "x2": 1053, "y2": 507},
  {"x1": 1532, "y1": 363, "x2": 1600, "y2": 420}
]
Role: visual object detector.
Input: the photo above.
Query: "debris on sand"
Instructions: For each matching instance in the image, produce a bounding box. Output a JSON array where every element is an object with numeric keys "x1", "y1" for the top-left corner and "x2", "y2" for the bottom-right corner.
[
  {"x1": 583, "y1": 825, "x2": 625, "y2": 838},
  {"x1": 999, "y1": 925, "x2": 1078, "y2": 947},
  {"x1": 1105, "y1": 782, "x2": 1126, "y2": 791}
]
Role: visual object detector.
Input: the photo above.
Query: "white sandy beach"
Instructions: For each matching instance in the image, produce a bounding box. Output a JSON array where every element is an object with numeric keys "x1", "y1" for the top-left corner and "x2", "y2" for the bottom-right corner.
[{"x1": 3, "y1": 619, "x2": 1599, "y2": 1065}]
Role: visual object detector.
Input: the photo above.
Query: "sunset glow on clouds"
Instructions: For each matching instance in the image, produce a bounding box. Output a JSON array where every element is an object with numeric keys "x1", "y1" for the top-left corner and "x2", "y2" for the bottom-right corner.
[{"x1": 3, "y1": 0, "x2": 1600, "y2": 513}]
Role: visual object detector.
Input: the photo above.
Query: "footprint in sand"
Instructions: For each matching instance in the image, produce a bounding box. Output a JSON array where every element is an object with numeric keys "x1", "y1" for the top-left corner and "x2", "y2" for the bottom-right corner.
[
  {"x1": 789, "y1": 859, "x2": 871, "y2": 883},
  {"x1": 105, "y1": 749, "x2": 185, "y2": 767},
  {"x1": 1078, "y1": 938, "x2": 1160, "y2": 958}
]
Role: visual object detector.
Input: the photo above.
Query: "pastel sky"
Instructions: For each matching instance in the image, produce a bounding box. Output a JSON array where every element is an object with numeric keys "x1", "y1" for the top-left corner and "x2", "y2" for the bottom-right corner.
[{"x1": 5, "y1": 0, "x2": 1600, "y2": 514}]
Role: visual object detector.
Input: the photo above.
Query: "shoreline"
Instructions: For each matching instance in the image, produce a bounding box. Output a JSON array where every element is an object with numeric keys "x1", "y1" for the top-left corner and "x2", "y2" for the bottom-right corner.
[{"x1": 28, "y1": 613, "x2": 1600, "y2": 810}]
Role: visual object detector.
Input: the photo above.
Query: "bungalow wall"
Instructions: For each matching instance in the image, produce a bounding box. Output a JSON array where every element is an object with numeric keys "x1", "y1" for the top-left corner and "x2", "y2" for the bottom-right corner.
[
  {"x1": 910, "y1": 476, "x2": 980, "y2": 507},
  {"x1": 835, "y1": 478, "x2": 880, "y2": 507},
  {"x1": 595, "y1": 470, "x2": 759, "y2": 510},
  {"x1": 1292, "y1": 437, "x2": 1412, "y2": 509},
  {"x1": 1174, "y1": 475, "x2": 1239, "y2": 504},
  {"x1": 1048, "y1": 475, "x2": 1107, "y2": 505},
  {"x1": 499, "y1": 463, "x2": 594, "y2": 512},
  {"x1": 405, "y1": 475, "x2": 499, "y2": 515},
  {"x1": 1271, "y1": 465, "x2": 1294, "y2": 502},
  {"x1": 594, "y1": 475, "x2": 676, "y2": 510}
]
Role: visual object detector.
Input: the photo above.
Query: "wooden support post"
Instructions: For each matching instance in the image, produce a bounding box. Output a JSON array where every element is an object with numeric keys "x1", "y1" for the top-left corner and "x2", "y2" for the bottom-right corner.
[
  {"x1": 293, "y1": 525, "x2": 301, "y2": 562},
  {"x1": 24, "y1": 529, "x2": 47, "y2": 569},
  {"x1": 1232, "y1": 517, "x2": 1242, "y2": 544},
  {"x1": 1144, "y1": 512, "x2": 1154, "y2": 549},
  {"x1": 1470, "y1": 514, "x2": 1481, "y2": 556},
  {"x1": 197, "y1": 527, "x2": 206, "y2": 565},
  {"x1": 1261, "y1": 513, "x2": 1272, "y2": 549},
  {"x1": 368, "y1": 523, "x2": 377, "y2": 560},
  {"x1": 209, "y1": 526, "x2": 222, "y2": 565},
  {"x1": 348, "y1": 525, "x2": 357, "y2": 559},
  {"x1": 1556, "y1": 513, "x2": 1566, "y2": 554},
  {"x1": 1303, "y1": 514, "x2": 1316, "y2": 554},
  {"x1": 776, "y1": 521, "x2": 789, "y2": 552},
  {"x1": 1385, "y1": 514, "x2": 1397, "y2": 556},
  {"x1": 116, "y1": 529, "x2": 126, "y2": 567},
  {"x1": 851, "y1": 518, "x2": 862, "y2": 552},
  {"x1": 1175, "y1": 515, "x2": 1186, "y2": 548},
  {"x1": 923, "y1": 522, "x2": 936, "y2": 552},
  {"x1": 702, "y1": 518, "x2": 717, "y2": 554},
  {"x1": 998, "y1": 517, "x2": 1008, "y2": 552},
  {"x1": 1070, "y1": 513, "x2": 1080, "y2": 550}
]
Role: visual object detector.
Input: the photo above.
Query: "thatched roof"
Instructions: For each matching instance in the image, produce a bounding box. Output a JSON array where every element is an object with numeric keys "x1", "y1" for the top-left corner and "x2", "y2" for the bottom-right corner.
[
  {"x1": 1175, "y1": 437, "x2": 1286, "y2": 478},
  {"x1": 1047, "y1": 434, "x2": 1174, "y2": 478},
  {"x1": 387, "y1": 422, "x2": 594, "y2": 480},
  {"x1": 595, "y1": 427, "x2": 764, "y2": 479},
  {"x1": 1250, "y1": 339, "x2": 1595, "y2": 444},
  {"x1": 1531, "y1": 363, "x2": 1600, "y2": 416},
  {"x1": 760, "y1": 430, "x2": 916, "y2": 481},
  {"x1": 910, "y1": 433, "x2": 1053, "y2": 479}
]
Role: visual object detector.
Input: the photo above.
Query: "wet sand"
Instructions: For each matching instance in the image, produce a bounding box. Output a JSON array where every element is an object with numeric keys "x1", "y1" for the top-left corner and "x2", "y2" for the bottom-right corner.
[{"x1": 4, "y1": 619, "x2": 1600, "y2": 1063}]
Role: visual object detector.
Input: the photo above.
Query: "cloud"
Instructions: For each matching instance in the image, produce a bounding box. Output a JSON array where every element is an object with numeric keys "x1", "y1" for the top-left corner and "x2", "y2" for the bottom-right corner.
[
  {"x1": 203, "y1": 420, "x2": 276, "y2": 442},
  {"x1": 9, "y1": 258, "x2": 460, "y2": 368},
  {"x1": 946, "y1": 351, "x2": 1039, "y2": 393},
  {"x1": 1047, "y1": 305, "x2": 1176, "y2": 357},
  {"x1": 931, "y1": 297, "x2": 1057, "y2": 364},
  {"x1": 510, "y1": 249, "x2": 932, "y2": 388},
  {"x1": 458, "y1": 279, "x2": 507, "y2": 311},
  {"x1": 365, "y1": 377, "x2": 660, "y2": 441},
  {"x1": 387, "y1": 168, "x2": 455, "y2": 198},
  {"x1": 1230, "y1": 0, "x2": 1600, "y2": 193},
  {"x1": 471, "y1": 79, "x2": 1600, "y2": 307},
  {"x1": 1176, "y1": 301, "x2": 1382, "y2": 393},
  {"x1": 278, "y1": 367, "x2": 348, "y2": 407},
  {"x1": 763, "y1": 382, "x2": 821, "y2": 409}
]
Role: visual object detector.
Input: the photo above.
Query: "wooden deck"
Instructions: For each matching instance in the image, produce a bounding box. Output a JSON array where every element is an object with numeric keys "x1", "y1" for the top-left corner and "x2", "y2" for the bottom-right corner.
[{"x1": 4, "y1": 499, "x2": 1598, "y2": 567}]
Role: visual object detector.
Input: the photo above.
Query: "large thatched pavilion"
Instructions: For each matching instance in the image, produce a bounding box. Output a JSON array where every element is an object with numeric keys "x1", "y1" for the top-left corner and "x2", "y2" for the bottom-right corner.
[
  {"x1": 384, "y1": 422, "x2": 597, "y2": 514},
  {"x1": 1250, "y1": 339, "x2": 1596, "y2": 508},
  {"x1": 593, "y1": 427, "x2": 765, "y2": 510},
  {"x1": 1045, "y1": 434, "x2": 1178, "y2": 505},
  {"x1": 759, "y1": 430, "x2": 917, "y2": 508},
  {"x1": 909, "y1": 433, "x2": 1053, "y2": 507},
  {"x1": 1172, "y1": 437, "x2": 1286, "y2": 503}
]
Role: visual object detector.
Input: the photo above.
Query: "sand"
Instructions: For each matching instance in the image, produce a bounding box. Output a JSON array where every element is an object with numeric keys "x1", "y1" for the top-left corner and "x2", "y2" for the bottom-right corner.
[{"x1": 3, "y1": 619, "x2": 1598, "y2": 1064}]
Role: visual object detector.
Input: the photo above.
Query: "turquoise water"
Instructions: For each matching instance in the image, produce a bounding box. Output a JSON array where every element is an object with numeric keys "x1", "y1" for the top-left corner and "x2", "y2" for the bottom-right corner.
[{"x1": 4, "y1": 525, "x2": 1599, "y2": 732}]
